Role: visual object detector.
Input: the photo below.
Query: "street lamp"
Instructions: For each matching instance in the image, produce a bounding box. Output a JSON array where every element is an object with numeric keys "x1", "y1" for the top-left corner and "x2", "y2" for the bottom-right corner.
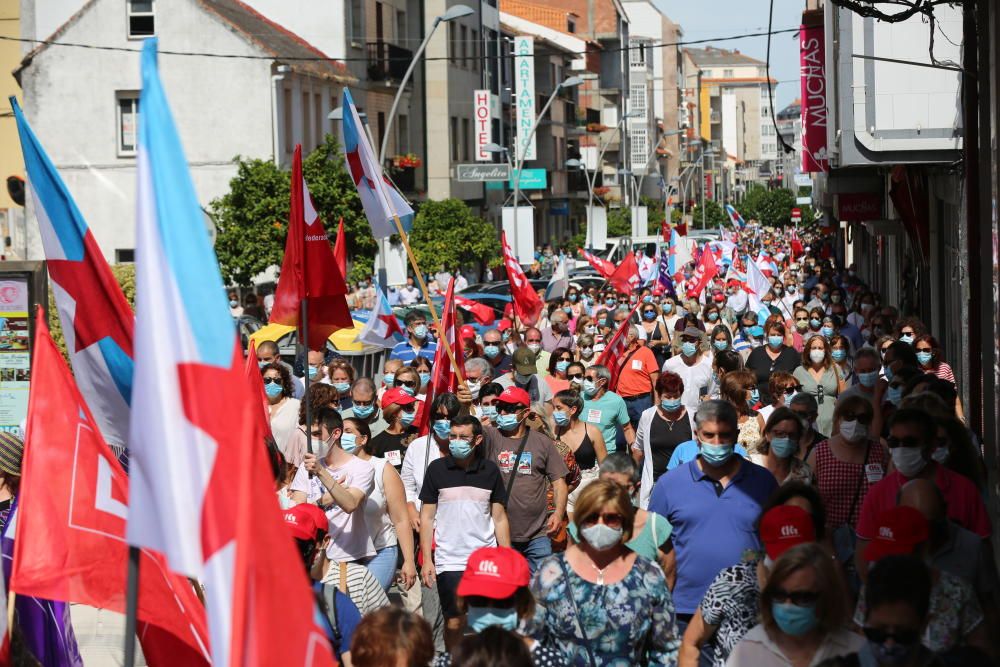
[
  {"x1": 509, "y1": 76, "x2": 583, "y2": 259},
  {"x1": 635, "y1": 128, "x2": 683, "y2": 203},
  {"x1": 582, "y1": 109, "x2": 640, "y2": 247}
]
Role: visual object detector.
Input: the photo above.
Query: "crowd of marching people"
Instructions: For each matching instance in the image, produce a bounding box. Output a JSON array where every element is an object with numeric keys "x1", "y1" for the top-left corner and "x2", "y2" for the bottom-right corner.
[{"x1": 255, "y1": 226, "x2": 996, "y2": 667}]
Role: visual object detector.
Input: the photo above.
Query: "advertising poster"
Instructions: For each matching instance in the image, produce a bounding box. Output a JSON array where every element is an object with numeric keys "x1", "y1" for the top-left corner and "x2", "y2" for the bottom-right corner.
[{"x1": 0, "y1": 277, "x2": 30, "y2": 435}]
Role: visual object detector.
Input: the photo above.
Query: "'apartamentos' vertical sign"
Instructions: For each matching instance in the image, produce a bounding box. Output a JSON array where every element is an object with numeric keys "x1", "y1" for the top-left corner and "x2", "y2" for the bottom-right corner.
[
  {"x1": 514, "y1": 36, "x2": 536, "y2": 161},
  {"x1": 474, "y1": 90, "x2": 491, "y2": 161}
]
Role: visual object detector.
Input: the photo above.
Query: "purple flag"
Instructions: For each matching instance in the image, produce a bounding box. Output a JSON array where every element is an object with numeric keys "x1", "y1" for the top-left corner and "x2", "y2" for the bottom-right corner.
[
  {"x1": 657, "y1": 249, "x2": 676, "y2": 299},
  {"x1": 1, "y1": 499, "x2": 83, "y2": 667}
]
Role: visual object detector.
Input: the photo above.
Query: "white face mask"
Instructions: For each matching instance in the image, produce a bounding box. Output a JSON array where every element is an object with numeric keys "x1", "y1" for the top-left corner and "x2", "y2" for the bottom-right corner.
[
  {"x1": 839, "y1": 419, "x2": 867, "y2": 443},
  {"x1": 809, "y1": 349, "x2": 826, "y2": 365},
  {"x1": 527, "y1": 343, "x2": 542, "y2": 354},
  {"x1": 466, "y1": 380, "x2": 482, "y2": 399},
  {"x1": 891, "y1": 446, "x2": 927, "y2": 478}
]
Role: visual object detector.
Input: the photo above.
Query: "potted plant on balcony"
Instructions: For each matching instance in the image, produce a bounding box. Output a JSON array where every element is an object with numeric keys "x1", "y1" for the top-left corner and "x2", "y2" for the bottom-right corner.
[
  {"x1": 586, "y1": 122, "x2": 610, "y2": 133},
  {"x1": 392, "y1": 153, "x2": 422, "y2": 169},
  {"x1": 593, "y1": 185, "x2": 611, "y2": 197}
]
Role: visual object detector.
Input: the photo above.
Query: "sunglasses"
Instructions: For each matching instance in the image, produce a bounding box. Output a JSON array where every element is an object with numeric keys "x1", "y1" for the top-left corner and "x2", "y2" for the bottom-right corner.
[
  {"x1": 580, "y1": 512, "x2": 624, "y2": 529},
  {"x1": 395, "y1": 380, "x2": 418, "y2": 388},
  {"x1": 567, "y1": 373, "x2": 584, "y2": 380},
  {"x1": 262, "y1": 377, "x2": 282, "y2": 385},
  {"x1": 915, "y1": 347, "x2": 933, "y2": 353},
  {"x1": 496, "y1": 402, "x2": 524, "y2": 414},
  {"x1": 841, "y1": 413, "x2": 871, "y2": 424},
  {"x1": 783, "y1": 386, "x2": 801, "y2": 396},
  {"x1": 862, "y1": 627, "x2": 921, "y2": 646},
  {"x1": 557, "y1": 355, "x2": 573, "y2": 361},
  {"x1": 770, "y1": 588, "x2": 820, "y2": 607},
  {"x1": 886, "y1": 436, "x2": 923, "y2": 449}
]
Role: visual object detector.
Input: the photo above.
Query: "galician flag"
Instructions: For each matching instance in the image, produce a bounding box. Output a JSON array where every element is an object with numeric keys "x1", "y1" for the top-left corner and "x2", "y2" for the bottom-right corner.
[
  {"x1": 544, "y1": 256, "x2": 569, "y2": 301},
  {"x1": 126, "y1": 39, "x2": 335, "y2": 667},
  {"x1": 745, "y1": 254, "x2": 774, "y2": 320},
  {"x1": 355, "y1": 286, "x2": 404, "y2": 348}
]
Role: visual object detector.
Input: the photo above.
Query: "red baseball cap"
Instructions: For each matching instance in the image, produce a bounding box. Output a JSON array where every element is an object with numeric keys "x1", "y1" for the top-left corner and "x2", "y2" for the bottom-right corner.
[
  {"x1": 759, "y1": 505, "x2": 815, "y2": 560},
  {"x1": 457, "y1": 547, "x2": 530, "y2": 599},
  {"x1": 381, "y1": 386, "x2": 417, "y2": 409},
  {"x1": 460, "y1": 325, "x2": 477, "y2": 340},
  {"x1": 863, "y1": 506, "x2": 929, "y2": 562},
  {"x1": 497, "y1": 386, "x2": 530, "y2": 407},
  {"x1": 282, "y1": 503, "x2": 328, "y2": 542},
  {"x1": 497, "y1": 319, "x2": 512, "y2": 332}
]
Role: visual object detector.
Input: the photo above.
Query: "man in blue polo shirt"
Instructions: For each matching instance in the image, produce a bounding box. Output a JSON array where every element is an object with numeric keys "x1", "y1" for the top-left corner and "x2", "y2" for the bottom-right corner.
[
  {"x1": 390, "y1": 311, "x2": 437, "y2": 362},
  {"x1": 648, "y1": 399, "x2": 777, "y2": 637}
]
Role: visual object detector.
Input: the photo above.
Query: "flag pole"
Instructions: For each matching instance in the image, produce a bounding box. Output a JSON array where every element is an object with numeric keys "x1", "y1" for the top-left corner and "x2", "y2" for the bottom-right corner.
[
  {"x1": 123, "y1": 545, "x2": 140, "y2": 667},
  {"x1": 389, "y1": 213, "x2": 466, "y2": 386},
  {"x1": 6, "y1": 590, "x2": 13, "y2": 645},
  {"x1": 302, "y1": 298, "x2": 312, "y2": 456}
]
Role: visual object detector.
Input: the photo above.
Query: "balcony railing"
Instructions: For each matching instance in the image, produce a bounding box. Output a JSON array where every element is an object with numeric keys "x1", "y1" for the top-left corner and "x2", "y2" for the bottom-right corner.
[{"x1": 366, "y1": 41, "x2": 414, "y2": 83}]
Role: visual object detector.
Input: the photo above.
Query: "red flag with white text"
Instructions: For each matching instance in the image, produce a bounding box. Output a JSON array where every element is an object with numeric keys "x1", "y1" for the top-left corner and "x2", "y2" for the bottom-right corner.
[
  {"x1": 418, "y1": 278, "x2": 465, "y2": 435},
  {"x1": 503, "y1": 232, "x2": 544, "y2": 326},
  {"x1": 686, "y1": 246, "x2": 719, "y2": 297},
  {"x1": 269, "y1": 144, "x2": 353, "y2": 349},
  {"x1": 595, "y1": 302, "x2": 642, "y2": 390},
  {"x1": 333, "y1": 217, "x2": 347, "y2": 280},
  {"x1": 12, "y1": 311, "x2": 211, "y2": 667},
  {"x1": 452, "y1": 293, "x2": 496, "y2": 326},
  {"x1": 608, "y1": 251, "x2": 641, "y2": 295},
  {"x1": 579, "y1": 247, "x2": 615, "y2": 279}
]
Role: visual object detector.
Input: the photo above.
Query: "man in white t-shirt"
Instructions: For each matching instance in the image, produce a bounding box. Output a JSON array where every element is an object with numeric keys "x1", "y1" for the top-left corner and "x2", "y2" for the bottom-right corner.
[{"x1": 291, "y1": 407, "x2": 376, "y2": 564}]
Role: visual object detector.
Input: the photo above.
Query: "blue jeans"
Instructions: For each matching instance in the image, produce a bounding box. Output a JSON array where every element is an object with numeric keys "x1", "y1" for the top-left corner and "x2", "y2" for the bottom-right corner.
[
  {"x1": 676, "y1": 614, "x2": 715, "y2": 667},
  {"x1": 512, "y1": 536, "x2": 552, "y2": 574},
  {"x1": 623, "y1": 394, "x2": 653, "y2": 427},
  {"x1": 363, "y1": 545, "x2": 399, "y2": 591}
]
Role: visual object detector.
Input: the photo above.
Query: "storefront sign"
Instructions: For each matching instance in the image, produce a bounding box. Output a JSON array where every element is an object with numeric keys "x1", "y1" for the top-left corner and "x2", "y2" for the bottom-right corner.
[
  {"x1": 838, "y1": 192, "x2": 882, "y2": 221},
  {"x1": 456, "y1": 164, "x2": 511, "y2": 182},
  {"x1": 800, "y1": 23, "x2": 829, "y2": 173},
  {"x1": 509, "y1": 169, "x2": 547, "y2": 190},
  {"x1": 473, "y1": 89, "x2": 492, "y2": 161},
  {"x1": 514, "y1": 36, "x2": 536, "y2": 161}
]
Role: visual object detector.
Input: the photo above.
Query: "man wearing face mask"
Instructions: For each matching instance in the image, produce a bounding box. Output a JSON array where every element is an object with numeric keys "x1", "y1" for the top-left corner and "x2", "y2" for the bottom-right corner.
[
  {"x1": 480, "y1": 328, "x2": 512, "y2": 374},
  {"x1": 419, "y1": 416, "x2": 511, "y2": 651},
  {"x1": 662, "y1": 327, "x2": 714, "y2": 416},
  {"x1": 522, "y1": 328, "x2": 550, "y2": 378},
  {"x1": 853, "y1": 409, "x2": 991, "y2": 581},
  {"x1": 481, "y1": 387, "x2": 569, "y2": 573},
  {"x1": 258, "y1": 340, "x2": 304, "y2": 399},
  {"x1": 462, "y1": 357, "x2": 492, "y2": 408},
  {"x1": 580, "y1": 364, "x2": 634, "y2": 454},
  {"x1": 838, "y1": 348, "x2": 882, "y2": 408},
  {"x1": 540, "y1": 310, "x2": 575, "y2": 353},
  {"x1": 616, "y1": 325, "x2": 660, "y2": 427},
  {"x1": 647, "y1": 400, "x2": 777, "y2": 633},
  {"x1": 391, "y1": 312, "x2": 438, "y2": 363},
  {"x1": 341, "y1": 378, "x2": 388, "y2": 437},
  {"x1": 496, "y1": 347, "x2": 553, "y2": 405}
]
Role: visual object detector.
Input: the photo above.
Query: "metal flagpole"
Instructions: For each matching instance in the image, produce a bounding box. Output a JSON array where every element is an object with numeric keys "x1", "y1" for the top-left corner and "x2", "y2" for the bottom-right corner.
[{"x1": 123, "y1": 546, "x2": 140, "y2": 667}]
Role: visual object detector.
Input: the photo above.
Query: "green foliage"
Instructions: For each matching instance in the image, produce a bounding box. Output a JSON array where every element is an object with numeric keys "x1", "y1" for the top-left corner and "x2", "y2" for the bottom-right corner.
[
  {"x1": 606, "y1": 208, "x2": 631, "y2": 237},
  {"x1": 737, "y1": 185, "x2": 813, "y2": 227},
  {"x1": 689, "y1": 200, "x2": 726, "y2": 229},
  {"x1": 47, "y1": 263, "x2": 136, "y2": 363},
  {"x1": 408, "y1": 199, "x2": 499, "y2": 272},
  {"x1": 211, "y1": 134, "x2": 372, "y2": 286}
]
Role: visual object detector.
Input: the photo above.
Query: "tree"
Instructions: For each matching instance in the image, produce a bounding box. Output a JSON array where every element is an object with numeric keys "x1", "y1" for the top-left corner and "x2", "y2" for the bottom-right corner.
[
  {"x1": 211, "y1": 134, "x2": 375, "y2": 286},
  {"x1": 689, "y1": 200, "x2": 727, "y2": 229},
  {"x1": 407, "y1": 199, "x2": 499, "y2": 276},
  {"x1": 737, "y1": 185, "x2": 811, "y2": 227}
]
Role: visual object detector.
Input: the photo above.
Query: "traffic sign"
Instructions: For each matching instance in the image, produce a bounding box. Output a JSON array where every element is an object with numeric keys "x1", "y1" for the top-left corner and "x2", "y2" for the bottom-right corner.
[{"x1": 791, "y1": 207, "x2": 802, "y2": 223}]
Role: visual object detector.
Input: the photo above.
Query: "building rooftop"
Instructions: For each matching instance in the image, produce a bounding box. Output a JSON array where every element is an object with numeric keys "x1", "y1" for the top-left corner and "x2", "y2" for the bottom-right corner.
[
  {"x1": 501, "y1": 0, "x2": 579, "y2": 36},
  {"x1": 685, "y1": 46, "x2": 766, "y2": 67}
]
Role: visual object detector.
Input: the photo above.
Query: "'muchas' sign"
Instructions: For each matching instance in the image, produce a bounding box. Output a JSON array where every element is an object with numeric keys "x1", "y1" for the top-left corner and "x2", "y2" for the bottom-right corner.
[{"x1": 800, "y1": 23, "x2": 829, "y2": 173}]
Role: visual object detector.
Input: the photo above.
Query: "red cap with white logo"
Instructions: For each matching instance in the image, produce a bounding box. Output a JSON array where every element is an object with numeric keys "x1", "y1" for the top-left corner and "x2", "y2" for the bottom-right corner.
[
  {"x1": 457, "y1": 546, "x2": 530, "y2": 599},
  {"x1": 863, "y1": 506, "x2": 929, "y2": 562},
  {"x1": 759, "y1": 505, "x2": 815, "y2": 560}
]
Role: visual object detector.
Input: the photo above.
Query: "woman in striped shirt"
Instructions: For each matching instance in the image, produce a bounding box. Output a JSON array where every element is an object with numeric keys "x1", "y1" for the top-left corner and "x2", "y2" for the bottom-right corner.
[{"x1": 914, "y1": 334, "x2": 965, "y2": 423}]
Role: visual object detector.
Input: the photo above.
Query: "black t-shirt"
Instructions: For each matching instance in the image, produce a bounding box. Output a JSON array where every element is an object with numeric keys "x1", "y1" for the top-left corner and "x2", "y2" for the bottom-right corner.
[
  {"x1": 745, "y1": 346, "x2": 801, "y2": 404},
  {"x1": 649, "y1": 411, "x2": 693, "y2": 481},
  {"x1": 369, "y1": 430, "x2": 411, "y2": 471}
]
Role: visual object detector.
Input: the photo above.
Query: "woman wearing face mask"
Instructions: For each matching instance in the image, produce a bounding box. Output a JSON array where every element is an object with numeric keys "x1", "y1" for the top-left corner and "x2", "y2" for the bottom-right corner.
[
  {"x1": 286, "y1": 383, "x2": 340, "y2": 465},
  {"x1": 893, "y1": 318, "x2": 925, "y2": 347},
  {"x1": 431, "y1": 547, "x2": 567, "y2": 667},
  {"x1": 759, "y1": 372, "x2": 799, "y2": 423},
  {"x1": 726, "y1": 542, "x2": 861, "y2": 667},
  {"x1": 575, "y1": 314, "x2": 596, "y2": 340},
  {"x1": 564, "y1": 361, "x2": 586, "y2": 393},
  {"x1": 526, "y1": 481, "x2": 680, "y2": 666},
  {"x1": 793, "y1": 336, "x2": 845, "y2": 437},
  {"x1": 792, "y1": 308, "x2": 811, "y2": 351},
  {"x1": 806, "y1": 397, "x2": 888, "y2": 580},
  {"x1": 635, "y1": 372, "x2": 693, "y2": 508},
  {"x1": 346, "y1": 417, "x2": 418, "y2": 593},
  {"x1": 681, "y1": 495, "x2": 826, "y2": 667},
  {"x1": 746, "y1": 322, "x2": 800, "y2": 407},
  {"x1": 829, "y1": 334, "x2": 854, "y2": 386},
  {"x1": 545, "y1": 347, "x2": 573, "y2": 395},
  {"x1": 719, "y1": 370, "x2": 766, "y2": 454},
  {"x1": 751, "y1": 408, "x2": 813, "y2": 485},
  {"x1": 410, "y1": 357, "x2": 433, "y2": 399},
  {"x1": 641, "y1": 302, "x2": 672, "y2": 367},
  {"x1": 574, "y1": 334, "x2": 597, "y2": 368},
  {"x1": 393, "y1": 365, "x2": 423, "y2": 402},
  {"x1": 732, "y1": 313, "x2": 763, "y2": 358},
  {"x1": 263, "y1": 362, "x2": 302, "y2": 460},
  {"x1": 710, "y1": 324, "x2": 734, "y2": 356},
  {"x1": 912, "y1": 334, "x2": 957, "y2": 386},
  {"x1": 702, "y1": 304, "x2": 722, "y2": 329},
  {"x1": 553, "y1": 390, "x2": 607, "y2": 521},
  {"x1": 368, "y1": 387, "x2": 419, "y2": 472},
  {"x1": 326, "y1": 360, "x2": 356, "y2": 410}
]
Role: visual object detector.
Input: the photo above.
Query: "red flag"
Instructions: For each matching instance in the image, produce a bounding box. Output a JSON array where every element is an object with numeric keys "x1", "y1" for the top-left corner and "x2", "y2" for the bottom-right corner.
[
  {"x1": 676, "y1": 221, "x2": 688, "y2": 237},
  {"x1": 502, "y1": 232, "x2": 544, "y2": 326},
  {"x1": 579, "y1": 247, "x2": 615, "y2": 279},
  {"x1": 418, "y1": 278, "x2": 466, "y2": 435},
  {"x1": 595, "y1": 302, "x2": 641, "y2": 390},
  {"x1": 660, "y1": 219, "x2": 671, "y2": 243},
  {"x1": 333, "y1": 217, "x2": 347, "y2": 280},
  {"x1": 245, "y1": 340, "x2": 274, "y2": 444},
  {"x1": 608, "y1": 251, "x2": 640, "y2": 295},
  {"x1": 453, "y1": 293, "x2": 496, "y2": 326},
  {"x1": 686, "y1": 247, "x2": 719, "y2": 297},
  {"x1": 13, "y1": 311, "x2": 211, "y2": 666},
  {"x1": 269, "y1": 144, "x2": 353, "y2": 350}
]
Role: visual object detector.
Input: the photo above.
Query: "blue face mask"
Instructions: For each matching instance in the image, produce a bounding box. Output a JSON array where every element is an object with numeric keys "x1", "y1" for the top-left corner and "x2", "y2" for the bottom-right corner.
[
  {"x1": 821, "y1": 326, "x2": 834, "y2": 339},
  {"x1": 886, "y1": 386, "x2": 903, "y2": 406},
  {"x1": 660, "y1": 398, "x2": 682, "y2": 412},
  {"x1": 400, "y1": 410, "x2": 416, "y2": 426},
  {"x1": 681, "y1": 341, "x2": 698, "y2": 358},
  {"x1": 467, "y1": 606, "x2": 518, "y2": 633},
  {"x1": 562, "y1": 307, "x2": 572, "y2": 314},
  {"x1": 480, "y1": 405, "x2": 498, "y2": 423},
  {"x1": 229, "y1": 299, "x2": 239, "y2": 308},
  {"x1": 643, "y1": 295, "x2": 653, "y2": 303},
  {"x1": 333, "y1": 381, "x2": 351, "y2": 393},
  {"x1": 884, "y1": 364, "x2": 894, "y2": 381},
  {"x1": 643, "y1": 310, "x2": 657, "y2": 321},
  {"x1": 496, "y1": 413, "x2": 520, "y2": 431},
  {"x1": 810, "y1": 318, "x2": 821, "y2": 329},
  {"x1": 353, "y1": 404, "x2": 375, "y2": 419},
  {"x1": 502, "y1": 331, "x2": 511, "y2": 342},
  {"x1": 699, "y1": 441, "x2": 735, "y2": 467},
  {"x1": 857, "y1": 371, "x2": 878, "y2": 388},
  {"x1": 553, "y1": 410, "x2": 570, "y2": 426},
  {"x1": 383, "y1": 373, "x2": 395, "y2": 386},
  {"x1": 432, "y1": 419, "x2": 451, "y2": 439},
  {"x1": 568, "y1": 294, "x2": 578, "y2": 302},
  {"x1": 340, "y1": 433, "x2": 358, "y2": 454},
  {"x1": 264, "y1": 381, "x2": 283, "y2": 398},
  {"x1": 663, "y1": 303, "x2": 674, "y2": 313},
  {"x1": 258, "y1": 360, "x2": 268, "y2": 369},
  {"x1": 419, "y1": 372, "x2": 431, "y2": 387},
  {"x1": 899, "y1": 334, "x2": 914, "y2": 345},
  {"x1": 413, "y1": 324, "x2": 429, "y2": 340},
  {"x1": 484, "y1": 344, "x2": 500, "y2": 359},
  {"x1": 605, "y1": 298, "x2": 616, "y2": 307},
  {"x1": 831, "y1": 349, "x2": 847, "y2": 362},
  {"x1": 713, "y1": 340, "x2": 729, "y2": 351},
  {"x1": 866, "y1": 636, "x2": 919, "y2": 666},
  {"x1": 916, "y1": 351, "x2": 932, "y2": 365},
  {"x1": 555, "y1": 360, "x2": 570, "y2": 373},
  {"x1": 582, "y1": 379, "x2": 599, "y2": 398},
  {"x1": 307, "y1": 366, "x2": 319, "y2": 380},
  {"x1": 771, "y1": 602, "x2": 819, "y2": 637},
  {"x1": 449, "y1": 439, "x2": 473, "y2": 459},
  {"x1": 399, "y1": 384, "x2": 416, "y2": 396},
  {"x1": 770, "y1": 436, "x2": 797, "y2": 458},
  {"x1": 768, "y1": 335, "x2": 783, "y2": 349},
  {"x1": 707, "y1": 312, "x2": 719, "y2": 322},
  {"x1": 749, "y1": 388, "x2": 760, "y2": 404}
]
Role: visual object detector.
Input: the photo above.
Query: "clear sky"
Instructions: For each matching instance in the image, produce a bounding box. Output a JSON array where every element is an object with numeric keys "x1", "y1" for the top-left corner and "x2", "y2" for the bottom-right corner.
[{"x1": 657, "y1": 0, "x2": 804, "y2": 109}]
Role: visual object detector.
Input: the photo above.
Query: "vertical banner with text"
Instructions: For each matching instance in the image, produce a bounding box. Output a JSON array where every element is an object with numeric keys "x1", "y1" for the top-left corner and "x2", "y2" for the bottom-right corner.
[
  {"x1": 514, "y1": 36, "x2": 536, "y2": 161},
  {"x1": 474, "y1": 89, "x2": 492, "y2": 161},
  {"x1": 800, "y1": 22, "x2": 829, "y2": 173}
]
